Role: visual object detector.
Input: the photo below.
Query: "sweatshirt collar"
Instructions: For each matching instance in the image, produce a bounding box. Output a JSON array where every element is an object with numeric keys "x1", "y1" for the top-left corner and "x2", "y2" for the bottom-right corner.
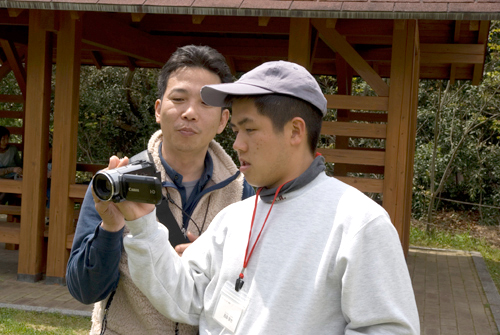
[{"x1": 259, "y1": 155, "x2": 326, "y2": 203}]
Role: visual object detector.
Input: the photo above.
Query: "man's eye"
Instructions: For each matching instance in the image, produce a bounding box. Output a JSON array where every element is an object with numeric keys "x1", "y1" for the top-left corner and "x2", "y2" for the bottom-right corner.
[
  {"x1": 246, "y1": 129, "x2": 255, "y2": 133},
  {"x1": 170, "y1": 97, "x2": 184, "y2": 102}
]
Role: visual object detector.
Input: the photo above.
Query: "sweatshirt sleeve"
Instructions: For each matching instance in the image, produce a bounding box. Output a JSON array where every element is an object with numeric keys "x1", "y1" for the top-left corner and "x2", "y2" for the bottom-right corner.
[
  {"x1": 66, "y1": 184, "x2": 123, "y2": 304},
  {"x1": 123, "y1": 208, "x2": 210, "y2": 326},
  {"x1": 340, "y1": 215, "x2": 420, "y2": 335}
]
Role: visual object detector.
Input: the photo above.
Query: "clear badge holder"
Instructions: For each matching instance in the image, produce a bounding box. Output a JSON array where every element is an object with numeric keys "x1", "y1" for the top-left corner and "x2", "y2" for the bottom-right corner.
[{"x1": 213, "y1": 281, "x2": 249, "y2": 333}]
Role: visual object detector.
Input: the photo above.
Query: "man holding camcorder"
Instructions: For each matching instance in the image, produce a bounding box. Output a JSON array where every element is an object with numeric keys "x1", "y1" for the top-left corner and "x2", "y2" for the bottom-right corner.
[{"x1": 66, "y1": 45, "x2": 254, "y2": 335}]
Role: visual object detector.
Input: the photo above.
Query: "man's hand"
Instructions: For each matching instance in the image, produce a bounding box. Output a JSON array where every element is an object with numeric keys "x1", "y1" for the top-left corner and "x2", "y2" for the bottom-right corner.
[
  {"x1": 93, "y1": 156, "x2": 156, "y2": 232},
  {"x1": 174, "y1": 231, "x2": 198, "y2": 256}
]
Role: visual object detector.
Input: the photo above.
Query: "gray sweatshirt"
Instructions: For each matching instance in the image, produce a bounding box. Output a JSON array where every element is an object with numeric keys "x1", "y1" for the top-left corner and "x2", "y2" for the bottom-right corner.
[{"x1": 124, "y1": 172, "x2": 420, "y2": 334}]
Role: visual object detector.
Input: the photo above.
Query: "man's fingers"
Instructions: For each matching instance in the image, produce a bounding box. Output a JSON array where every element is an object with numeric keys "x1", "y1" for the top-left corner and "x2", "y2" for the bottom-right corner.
[
  {"x1": 175, "y1": 243, "x2": 192, "y2": 256},
  {"x1": 117, "y1": 156, "x2": 129, "y2": 168},
  {"x1": 107, "y1": 156, "x2": 120, "y2": 170},
  {"x1": 187, "y1": 231, "x2": 198, "y2": 243},
  {"x1": 174, "y1": 232, "x2": 199, "y2": 256}
]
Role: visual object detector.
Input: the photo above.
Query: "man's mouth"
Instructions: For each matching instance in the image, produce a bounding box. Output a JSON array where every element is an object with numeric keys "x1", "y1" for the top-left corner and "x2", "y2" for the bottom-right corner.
[
  {"x1": 177, "y1": 126, "x2": 197, "y2": 136},
  {"x1": 239, "y1": 159, "x2": 250, "y2": 172}
]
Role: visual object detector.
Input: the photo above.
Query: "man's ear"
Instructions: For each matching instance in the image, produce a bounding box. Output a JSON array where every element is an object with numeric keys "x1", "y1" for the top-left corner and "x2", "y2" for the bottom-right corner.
[
  {"x1": 154, "y1": 99, "x2": 162, "y2": 124},
  {"x1": 217, "y1": 108, "x2": 230, "y2": 134},
  {"x1": 289, "y1": 117, "x2": 306, "y2": 146}
]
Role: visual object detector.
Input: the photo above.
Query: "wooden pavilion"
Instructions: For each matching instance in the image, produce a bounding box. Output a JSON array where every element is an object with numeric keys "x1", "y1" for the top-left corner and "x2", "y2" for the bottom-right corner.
[{"x1": 0, "y1": 0, "x2": 498, "y2": 284}]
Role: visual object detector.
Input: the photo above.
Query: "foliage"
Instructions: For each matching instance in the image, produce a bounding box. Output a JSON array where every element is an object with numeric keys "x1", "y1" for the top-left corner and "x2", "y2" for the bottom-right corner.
[
  {"x1": 412, "y1": 21, "x2": 500, "y2": 225},
  {"x1": 78, "y1": 66, "x2": 159, "y2": 164},
  {"x1": 0, "y1": 308, "x2": 90, "y2": 334}
]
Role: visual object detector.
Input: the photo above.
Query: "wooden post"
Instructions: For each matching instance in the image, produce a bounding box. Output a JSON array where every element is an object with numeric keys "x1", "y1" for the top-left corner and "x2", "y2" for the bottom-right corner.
[
  {"x1": 288, "y1": 18, "x2": 311, "y2": 70},
  {"x1": 17, "y1": 9, "x2": 53, "y2": 282},
  {"x1": 383, "y1": 20, "x2": 420, "y2": 254},
  {"x1": 45, "y1": 11, "x2": 82, "y2": 284}
]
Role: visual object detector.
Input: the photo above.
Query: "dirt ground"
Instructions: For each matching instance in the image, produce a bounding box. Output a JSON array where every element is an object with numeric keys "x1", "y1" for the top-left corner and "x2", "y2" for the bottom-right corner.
[{"x1": 412, "y1": 210, "x2": 500, "y2": 248}]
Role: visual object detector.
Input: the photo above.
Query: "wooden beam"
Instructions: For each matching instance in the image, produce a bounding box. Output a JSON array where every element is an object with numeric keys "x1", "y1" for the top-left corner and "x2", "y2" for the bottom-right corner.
[
  {"x1": 0, "y1": 60, "x2": 12, "y2": 81},
  {"x1": 18, "y1": 9, "x2": 53, "y2": 282},
  {"x1": 450, "y1": 20, "x2": 461, "y2": 85},
  {"x1": 131, "y1": 13, "x2": 146, "y2": 23},
  {"x1": 69, "y1": 184, "x2": 88, "y2": 199},
  {"x1": 326, "y1": 18, "x2": 337, "y2": 29},
  {"x1": 82, "y1": 12, "x2": 173, "y2": 66},
  {"x1": 349, "y1": 111, "x2": 388, "y2": 123},
  {"x1": 383, "y1": 19, "x2": 420, "y2": 253},
  {"x1": 325, "y1": 95, "x2": 389, "y2": 111},
  {"x1": 7, "y1": 8, "x2": 24, "y2": 18},
  {"x1": 192, "y1": 15, "x2": 205, "y2": 25},
  {"x1": 0, "y1": 110, "x2": 24, "y2": 118},
  {"x1": 258, "y1": 17, "x2": 270, "y2": 27},
  {"x1": 226, "y1": 56, "x2": 236, "y2": 75},
  {"x1": 70, "y1": 11, "x2": 83, "y2": 20},
  {"x1": 90, "y1": 50, "x2": 103, "y2": 69},
  {"x1": 0, "y1": 221, "x2": 20, "y2": 244},
  {"x1": 310, "y1": 29, "x2": 319, "y2": 70},
  {"x1": 321, "y1": 121, "x2": 387, "y2": 139},
  {"x1": 126, "y1": 56, "x2": 136, "y2": 71},
  {"x1": 288, "y1": 18, "x2": 311, "y2": 70},
  {"x1": 0, "y1": 94, "x2": 24, "y2": 103},
  {"x1": 472, "y1": 21, "x2": 490, "y2": 85},
  {"x1": 454, "y1": 21, "x2": 462, "y2": 42},
  {"x1": 317, "y1": 148, "x2": 385, "y2": 166},
  {"x1": 0, "y1": 179, "x2": 22, "y2": 194},
  {"x1": 420, "y1": 44, "x2": 485, "y2": 55},
  {"x1": 312, "y1": 18, "x2": 390, "y2": 97},
  {"x1": 421, "y1": 44, "x2": 485, "y2": 68},
  {"x1": 46, "y1": 11, "x2": 82, "y2": 282},
  {"x1": 420, "y1": 44, "x2": 484, "y2": 65},
  {"x1": 0, "y1": 39, "x2": 26, "y2": 97},
  {"x1": 469, "y1": 20, "x2": 479, "y2": 31},
  {"x1": 335, "y1": 177, "x2": 384, "y2": 193}
]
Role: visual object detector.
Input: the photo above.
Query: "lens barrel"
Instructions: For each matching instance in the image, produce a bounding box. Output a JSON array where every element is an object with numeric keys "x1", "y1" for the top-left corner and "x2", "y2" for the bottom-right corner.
[{"x1": 93, "y1": 172, "x2": 117, "y2": 201}]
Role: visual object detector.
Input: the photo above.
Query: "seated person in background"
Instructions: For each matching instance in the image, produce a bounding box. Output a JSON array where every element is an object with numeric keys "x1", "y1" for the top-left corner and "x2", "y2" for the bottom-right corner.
[{"x1": 0, "y1": 126, "x2": 23, "y2": 205}]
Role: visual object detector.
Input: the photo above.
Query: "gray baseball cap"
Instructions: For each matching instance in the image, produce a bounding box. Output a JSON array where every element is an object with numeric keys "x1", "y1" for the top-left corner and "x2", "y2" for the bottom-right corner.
[{"x1": 200, "y1": 60, "x2": 327, "y2": 116}]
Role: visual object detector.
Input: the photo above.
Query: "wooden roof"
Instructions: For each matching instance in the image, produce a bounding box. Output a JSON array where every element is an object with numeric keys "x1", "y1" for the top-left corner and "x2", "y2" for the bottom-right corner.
[
  {"x1": 0, "y1": 8, "x2": 491, "y2": 83},
  {"x1": 1, "y1": 0, "x2": 500, "y2": 20}
]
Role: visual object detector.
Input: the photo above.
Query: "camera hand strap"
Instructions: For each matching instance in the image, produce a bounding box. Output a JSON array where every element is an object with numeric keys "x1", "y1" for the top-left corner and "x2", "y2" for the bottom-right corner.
[{"x1": 156, "y1": 197, "x2": 190, "y2": 247}]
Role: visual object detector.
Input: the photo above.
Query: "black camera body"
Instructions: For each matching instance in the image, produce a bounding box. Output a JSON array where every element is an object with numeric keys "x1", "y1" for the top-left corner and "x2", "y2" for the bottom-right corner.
[{"x1": 92, "y1": 160, "x2": 162, "y2": 205}]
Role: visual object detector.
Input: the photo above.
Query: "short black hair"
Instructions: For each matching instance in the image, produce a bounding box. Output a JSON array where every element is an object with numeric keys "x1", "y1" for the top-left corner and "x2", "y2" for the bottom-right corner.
[
  {"x1": 157, "y1": 45, "x2": 233, "y2": 100},
  {"x1": 228, "y1": 94, "x2": 323, "y2": 154},
  {"x1": 0, "y1": 126, "x2": 10, "y2": 139}
]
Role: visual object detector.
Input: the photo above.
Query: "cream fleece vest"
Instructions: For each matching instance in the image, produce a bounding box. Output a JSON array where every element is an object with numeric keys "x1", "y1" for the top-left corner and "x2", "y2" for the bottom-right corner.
[{"x1": 90, "y1": 129, "x2": 246, "y2": 335}]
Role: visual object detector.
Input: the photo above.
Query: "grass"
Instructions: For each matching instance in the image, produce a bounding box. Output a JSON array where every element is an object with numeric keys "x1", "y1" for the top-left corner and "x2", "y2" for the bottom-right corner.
[
  {"x1": 410, "y1": 223, "x2": 500, "y2": 292},
  {"x1": 0, "y1": 308, "x2": 90, "y2": 335}
]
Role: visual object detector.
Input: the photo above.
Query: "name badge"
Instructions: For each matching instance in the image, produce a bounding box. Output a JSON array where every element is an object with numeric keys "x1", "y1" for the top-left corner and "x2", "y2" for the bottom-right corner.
[{"x1": 213, "y1": 281, "x2": 249, "y2": 333}]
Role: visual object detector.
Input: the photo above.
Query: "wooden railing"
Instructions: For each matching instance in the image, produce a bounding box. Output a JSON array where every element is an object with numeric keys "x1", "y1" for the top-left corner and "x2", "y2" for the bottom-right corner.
[{"x1": 0, "y1": 163, "x2": 106, "y2": 249}]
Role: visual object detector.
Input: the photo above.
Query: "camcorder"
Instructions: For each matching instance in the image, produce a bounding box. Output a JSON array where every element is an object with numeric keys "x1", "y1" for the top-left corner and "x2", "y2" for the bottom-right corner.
[{"x1": 92, "y1": 160, "x2": 162, "y2": 205}]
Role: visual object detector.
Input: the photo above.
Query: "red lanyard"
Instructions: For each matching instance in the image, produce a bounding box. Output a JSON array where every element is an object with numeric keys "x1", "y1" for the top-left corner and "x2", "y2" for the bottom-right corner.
[{"x1": 235, "y1": 181, "x2": 288, "y2": 291}]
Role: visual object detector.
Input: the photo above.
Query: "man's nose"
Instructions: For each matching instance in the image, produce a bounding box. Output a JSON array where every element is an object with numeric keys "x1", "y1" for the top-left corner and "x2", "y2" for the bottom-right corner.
[
  {"x1": 233, "y1": 134, "x2": 247, "y2": 152},
  {"x1": 181, "y1": 102, "x2": 199, "y2": 120}
]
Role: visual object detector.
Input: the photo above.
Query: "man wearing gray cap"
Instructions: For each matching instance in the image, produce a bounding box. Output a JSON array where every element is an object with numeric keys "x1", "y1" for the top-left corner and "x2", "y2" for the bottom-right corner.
[{"x1": 119, "y1": 61, "x2": 420, "y2": 334}]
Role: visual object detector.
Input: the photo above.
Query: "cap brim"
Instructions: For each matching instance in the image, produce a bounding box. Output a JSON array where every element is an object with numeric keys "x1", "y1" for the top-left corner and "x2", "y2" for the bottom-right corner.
[{"x1": 201, "y1": 83, "x2": 273, "y2": 107}]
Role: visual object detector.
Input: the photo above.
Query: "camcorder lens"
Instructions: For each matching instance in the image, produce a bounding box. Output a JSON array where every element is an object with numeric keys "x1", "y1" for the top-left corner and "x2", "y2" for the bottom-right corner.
[{"x1": 93, "y1": 173, "x2": 114, "y2": 201}]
